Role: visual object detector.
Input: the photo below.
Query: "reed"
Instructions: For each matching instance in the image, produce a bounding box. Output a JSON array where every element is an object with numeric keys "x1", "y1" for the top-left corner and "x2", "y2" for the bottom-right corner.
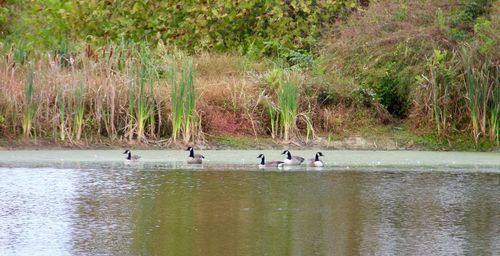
[
  {"x1": 169, "y1": 57, "x2": 181, "y2": 142},
  {"x1": 298, "y1": 111, "x2": 316, "y2": 144},
  {"x1": 277, "y1": 79, "x2": 299, "y2": 142},
  {"x1": 264, "y1": 68, "x2": 306, "y2": 142},
  {"x1": 127, "y1": 67, "x2": 136, "y2": 141},
  {"x1": 490, "y1": 79, "x2": 499, "y2": 144},
  {"x1": 462, "y1": 46, "x2": 498, "y2": 143},
  {"x1": 181, "y1": 58, "x2": 196, "y2": 145},
  {"x1": 13, "y1": 45, "x2": 27, "y2": 65},
  {"x1": 464, "y1": 53, "x2": 480, "y2": 141},
  {"x1": 56, "y1": 94, "x2": 66, "y2": 141},
  {"x1": 73, "y1": 80, "x2": 85, "y2": 141},
  {"x1": 148, "y1": 85, "x2": 157, "y2": 138},
  {"x1": 169, "y1": 56, "x2": 197, "y2": 144},
  {"x1": 22, "y1": 71, "x2": 35, "y2": 138},
  {"x1": 426, "y1": 50, "x2": 454, "y2": 135},
  {"x1": 267, "y1": 100, "x2": 279, "y2": 139},
  {"x1": 136, "y1": 55, "x2": 148, "y2": 140}
]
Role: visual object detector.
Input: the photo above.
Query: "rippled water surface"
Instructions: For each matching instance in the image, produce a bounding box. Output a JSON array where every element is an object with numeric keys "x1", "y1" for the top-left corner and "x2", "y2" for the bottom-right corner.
[{"x1": 0, "y1": 150, "x2": 499, "y2": 255}]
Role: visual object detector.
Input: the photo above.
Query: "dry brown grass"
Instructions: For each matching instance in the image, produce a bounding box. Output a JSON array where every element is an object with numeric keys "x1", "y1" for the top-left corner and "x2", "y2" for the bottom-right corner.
[
  {"x1": 326, "y1": 0, "x2": 448, "y2": 50},
  {"x1": 0, "y1": 47, "x2": 283, "y2": 143},
  {"x1": 321, "y1": 0, "x2": 454, "y2": 89},
  {"x1": 315, "y1": 103, "x2": 377, "y2": 136},
  {"x1": 1, "y1": 40, "x2": 388, "y2": 145}
]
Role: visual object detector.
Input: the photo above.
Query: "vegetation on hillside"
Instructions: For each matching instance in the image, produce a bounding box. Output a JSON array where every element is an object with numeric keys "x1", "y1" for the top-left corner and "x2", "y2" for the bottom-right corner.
[
  {"x1": 0, "y1": 0, "x2": 498, "y2": 150},
  {"x1": 319, "y1": 0, "x2": 498, "y2": 146}
]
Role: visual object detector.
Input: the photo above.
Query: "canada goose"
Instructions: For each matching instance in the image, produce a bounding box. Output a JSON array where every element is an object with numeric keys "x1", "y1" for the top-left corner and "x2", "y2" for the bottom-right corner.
[
  {"x1": 281, "y1": 150, "x2": 304, "y2": 165},
  {"x1": 186, "y1": 146, "x2": 205, "y2": 164},
  {"x1": 123, "y1": 150, "x2": 141, "y2": 161},
  {"x1": 257, "y1": 154, "x2": 284, "y2": 169},
  {"x1": 307, "y1": 152, "x2": 325, "y2": 167}
]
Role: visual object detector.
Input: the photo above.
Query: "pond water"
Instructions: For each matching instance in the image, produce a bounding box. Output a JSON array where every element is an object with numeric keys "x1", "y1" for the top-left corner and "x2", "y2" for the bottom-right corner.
[{"x1": 0, "y1": 150, "x2": 499, "y2": 255}]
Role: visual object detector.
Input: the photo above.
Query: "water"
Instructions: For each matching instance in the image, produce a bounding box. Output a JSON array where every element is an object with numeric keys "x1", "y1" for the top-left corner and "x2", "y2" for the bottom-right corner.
[{"x1": 0, "y1": 150, "x2": 499, "y2": 256}]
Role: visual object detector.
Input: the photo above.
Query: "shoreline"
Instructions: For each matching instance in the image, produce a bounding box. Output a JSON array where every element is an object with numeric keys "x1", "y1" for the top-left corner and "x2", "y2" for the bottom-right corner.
[{"x1": 1, "y1": 135, "x2": 498, "y2": 152}]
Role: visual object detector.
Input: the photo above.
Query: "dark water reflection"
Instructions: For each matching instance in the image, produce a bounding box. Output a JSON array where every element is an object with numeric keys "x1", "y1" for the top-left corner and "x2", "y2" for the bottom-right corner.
[{"x1": 0, "y1": 168, "x2": 499, "y2": 255}]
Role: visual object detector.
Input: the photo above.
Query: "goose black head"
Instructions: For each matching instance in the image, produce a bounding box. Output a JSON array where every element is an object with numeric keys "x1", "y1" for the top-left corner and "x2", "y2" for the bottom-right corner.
[
  {"x1": 186, "y1": 147, "x2": 195, "y2": 158},
  {"x1": 257, "y1": 154, "x2": 265, "y2": 165},
  {"x1": 315, "y1": 152, "x2": 324, "y2": 162},
  {"x1": 281, "y1": 150, "x2": 292, "y2": 159},
  {"x1": 123, "y1": 150, "x2": 130, "y2": 154}
]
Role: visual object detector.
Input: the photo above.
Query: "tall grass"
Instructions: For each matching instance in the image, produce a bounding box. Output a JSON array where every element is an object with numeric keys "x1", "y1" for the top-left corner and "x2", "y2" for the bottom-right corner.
[
  {"x1": 127, "y1": 72, "x2": 136, "y2": 140},
  {"x1": 490, "y1": 79, "x2": 500, "y2": 145},
  {"x1": 56, "y1": 94, "x2": 66, "y2": 141},
  {"x1": 22, "y1": 72, "x2": 35, "y2": 138},
  {"x1": 265, "y1": 69, "x2": 311, "y2": 143},
  {"x1": 462, "y1": 46, "x2": 497, "y2": 143},
  {"x1": 136, "y1": 57, "x2": 149, "y2": 140},
  {"x1": 423, "y1": 49, "x2": 455, "y2": 135},
  {"x1": 490, "y1": 80, "x2": 499, "y2": 144},
  {"x1": 74, "y1": 80, "x2": 85, "y2": 141},
  {"x1": 169, "y1": 57, "x2": 197, "y2": 144},
  {"x1": 169, "y1": 57, "x2": 181, "y2": 143},
  {"x1": 181, "y1": 58, "x2": 196, "y2": 145},
  {"x1": 267, "y1": 100, "x2": 279, "y2": 139},
  {"x1": 277, "y1": 80, "x2": 299, "y2": 142}
]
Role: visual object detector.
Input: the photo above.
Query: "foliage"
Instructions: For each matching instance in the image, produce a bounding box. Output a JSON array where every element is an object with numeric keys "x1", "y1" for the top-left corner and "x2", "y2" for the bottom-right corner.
[
  {"x1": 473, "y1": 17, "x2": 496, "y2": 55},
  {"x1": 334, "y1": 40, "x2": 424, "y2": 118},
  {"x1": 436, "y1": 0, "x2": 494, "y2": 42},
  {"x1": 0, "y1": 0, "x2": 356, "y2": 56},
  {"x1": 1, "y1": 0, "x2": 74, "y2": 51},
  {"x1": 0, "y1": 0, "x2": 498, "y2": 150}
]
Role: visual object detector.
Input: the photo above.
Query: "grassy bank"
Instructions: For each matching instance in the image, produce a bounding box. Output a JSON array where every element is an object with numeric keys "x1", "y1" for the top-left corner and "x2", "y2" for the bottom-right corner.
[{"x1": 0, "y1": 0, "x2": 498, "y2": 151}]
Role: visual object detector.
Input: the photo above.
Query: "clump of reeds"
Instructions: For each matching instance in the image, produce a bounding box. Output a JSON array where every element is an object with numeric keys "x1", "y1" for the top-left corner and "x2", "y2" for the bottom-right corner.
[
  {"x1": 461, "y1": 46, "x2": 498, "y2": 144},
  {"x1": 117, "y1": 44, "x2": 160, "y2": 142},
  {"x1": 169, "y1": 56, "x2": 199, "y2": 145},
  {"x1": 135, "y1": 46, "x2": 157, "y2": 141},
  {"x1": 418, "y1": 45, "x2": 498, "y2": 145},
  {"x1": 277, "y1": 80, "x2": 299, "y2": 142},
  {"x1": 265, "y1": 68, "x2": 315, "y2": 143},
  {"x1": 422, "y1": 49, "x2": 456, "y2": 135}
]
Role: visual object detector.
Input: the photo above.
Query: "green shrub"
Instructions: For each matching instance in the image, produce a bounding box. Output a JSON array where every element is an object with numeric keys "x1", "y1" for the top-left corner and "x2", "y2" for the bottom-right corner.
[
  {"x1": 360, "y1": 44, "x2": 422, "y2": 118},
  {"x1": 436, "y1": 0, "x2": 493, "y2": 42}
]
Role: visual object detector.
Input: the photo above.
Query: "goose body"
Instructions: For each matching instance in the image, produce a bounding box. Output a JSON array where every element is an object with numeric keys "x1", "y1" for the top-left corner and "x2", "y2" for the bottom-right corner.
[
  {"x1": 307, "y1": 152, "x2": 325, "y2": 167},
  {"x1": 123, "y1": 150, "x2": 141, "y2": 162},
  {"x1": 257, "y1": 154, "x2": 284, "y2": 169},
  {"x1": 281, "y1": 150, "x2": 304, "y2": 166},
  {"x1": 186, "y1": 147, "x2": 205, "y2": 164}
]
